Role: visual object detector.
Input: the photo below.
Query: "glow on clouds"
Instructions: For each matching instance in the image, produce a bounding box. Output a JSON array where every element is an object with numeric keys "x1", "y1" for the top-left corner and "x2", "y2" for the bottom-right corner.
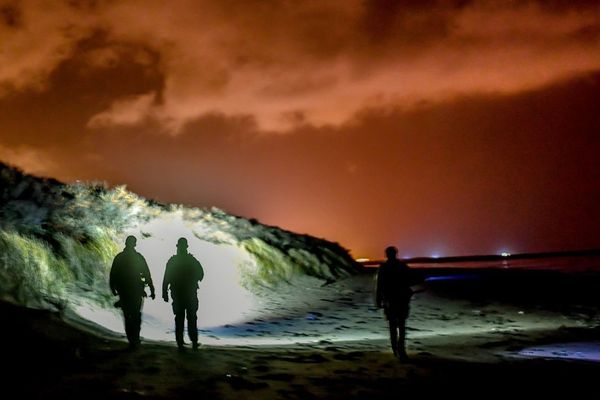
[{"x1": 2, "y1": 1, "x2": 600, "y2": 132}]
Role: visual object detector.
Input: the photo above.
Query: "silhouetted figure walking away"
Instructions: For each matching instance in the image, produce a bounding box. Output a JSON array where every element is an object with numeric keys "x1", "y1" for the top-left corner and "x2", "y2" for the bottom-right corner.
[
  {"x1": 376, "y1": 246, "x2": 414, "y2": 360},
  {"x1": 162, "y1": 238, "x2": 204, "y2": 351},
  {"x1": 109, "y1": 235, "x2": 155, "y2": 349}
]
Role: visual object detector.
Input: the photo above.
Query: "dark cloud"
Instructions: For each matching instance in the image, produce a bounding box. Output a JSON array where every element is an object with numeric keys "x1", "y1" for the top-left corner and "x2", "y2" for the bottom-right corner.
[
  {"x1": 0, "y1": 2, "x2": 22, "y2": 28},
  {"x1": 0, "y1": 32, "x2": 163, "y2": 148},
  {"x1": 3, "y1": 1, "x2": 600, "y2": 131}
]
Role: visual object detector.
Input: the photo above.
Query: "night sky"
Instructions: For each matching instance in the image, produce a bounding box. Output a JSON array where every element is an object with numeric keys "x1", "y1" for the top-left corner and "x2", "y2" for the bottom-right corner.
[{"x1": 1, "y1": 0, "x2": 599, "y2": 258}]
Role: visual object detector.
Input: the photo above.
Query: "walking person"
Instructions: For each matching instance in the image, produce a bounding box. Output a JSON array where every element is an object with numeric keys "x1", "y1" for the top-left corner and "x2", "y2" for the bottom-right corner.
[
  {"x1": 109, "y1": 235, "x2": 155, "y2": 349},
  {"x1": 162, "y1": 237, "x2": 205, "y2": 351},
  {"x1": 376, "y1": 245, "x2": 415, "y2": 360}
]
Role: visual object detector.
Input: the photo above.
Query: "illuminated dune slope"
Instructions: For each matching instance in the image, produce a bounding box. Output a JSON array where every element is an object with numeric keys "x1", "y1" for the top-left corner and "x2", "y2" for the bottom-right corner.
[{"x1": 0, "y1": 162, "x2": 359, "y2": 330}]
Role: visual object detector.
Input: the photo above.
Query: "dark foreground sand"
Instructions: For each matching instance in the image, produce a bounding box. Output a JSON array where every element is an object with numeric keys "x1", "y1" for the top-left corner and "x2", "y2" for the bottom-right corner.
[{"x1": 4, "y1": 269, "x2": 600, "y2": 398}]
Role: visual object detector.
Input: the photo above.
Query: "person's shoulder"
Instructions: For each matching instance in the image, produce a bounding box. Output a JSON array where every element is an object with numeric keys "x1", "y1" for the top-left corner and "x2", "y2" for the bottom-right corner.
[
  {"x1": 382, "y1": 259, "x2": 409, "y2": 271},
  {"x1": 187, "y1": 253, "x2": 202, "y2": 264},
  {"x1": 378, "y1": 260, "x2": 391, "y2": 271},
  {"x1": 391, "y1": 258, "x2": 408, "y2": 266}
]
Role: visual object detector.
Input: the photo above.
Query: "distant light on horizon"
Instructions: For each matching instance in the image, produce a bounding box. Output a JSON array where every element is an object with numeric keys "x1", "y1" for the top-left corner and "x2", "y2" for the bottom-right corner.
[
  {"x1": 501, "y1": 252, "x2": 511, "y2": 257},
  {"x1": 355, "y1": 258, "x2": 370, "y2": 263}
]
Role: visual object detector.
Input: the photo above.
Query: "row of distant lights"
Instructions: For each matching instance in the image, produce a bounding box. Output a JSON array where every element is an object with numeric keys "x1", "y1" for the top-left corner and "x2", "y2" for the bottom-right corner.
[{"x1": 355, "y1": 251, "x2": 512, "y2": 262}]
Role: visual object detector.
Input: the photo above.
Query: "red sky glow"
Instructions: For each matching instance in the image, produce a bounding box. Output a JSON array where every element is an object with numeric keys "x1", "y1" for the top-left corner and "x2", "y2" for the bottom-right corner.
[{"x1": 1, "y1": 0, "x2": 599, "y2": 257}]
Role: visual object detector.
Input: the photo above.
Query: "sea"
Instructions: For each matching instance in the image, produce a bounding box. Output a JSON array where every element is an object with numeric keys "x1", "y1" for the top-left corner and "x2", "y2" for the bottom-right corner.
[
  {"x1": 408, "y1": 254, "x2": 600, "y2": 272},
  {"x1": 362, "y1": 251, "x2": 600, "y2": 273}
]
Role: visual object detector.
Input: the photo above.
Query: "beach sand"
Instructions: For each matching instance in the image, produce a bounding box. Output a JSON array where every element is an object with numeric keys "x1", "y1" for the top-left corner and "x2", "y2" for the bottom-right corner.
[{"x1": 4, "y1": 269, "x2": 600, "y2": 398}]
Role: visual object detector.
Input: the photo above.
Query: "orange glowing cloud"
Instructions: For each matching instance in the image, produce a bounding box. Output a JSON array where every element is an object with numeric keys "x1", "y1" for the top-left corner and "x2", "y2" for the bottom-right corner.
[{"x1": 2, "y1": 1, "x2": 600, "y2": 132}]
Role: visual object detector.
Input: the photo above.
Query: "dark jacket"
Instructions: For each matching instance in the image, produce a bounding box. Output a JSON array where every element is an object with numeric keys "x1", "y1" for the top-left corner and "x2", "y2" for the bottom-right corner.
[
  {"x1": 162, "y1": 252, "x2": 204, "y2": 302},
  {"x1": 109, "y1": 248, "x2": 154, "y2": 298},
  {"x1": 376, "y1": 259, "x2": 413, "y2": 307}
]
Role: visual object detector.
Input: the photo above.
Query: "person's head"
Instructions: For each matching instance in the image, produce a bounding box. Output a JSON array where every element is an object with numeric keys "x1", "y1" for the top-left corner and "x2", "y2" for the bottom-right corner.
[
  {"x1": 125, "y1": 235, "x2": 137, "y2": 249},
  {"x1": 176, "y1": 237, "x2": 188, "y2": 253},
  {"x1": 385, "y1": 245, "x2": 398, "y2": 260}
]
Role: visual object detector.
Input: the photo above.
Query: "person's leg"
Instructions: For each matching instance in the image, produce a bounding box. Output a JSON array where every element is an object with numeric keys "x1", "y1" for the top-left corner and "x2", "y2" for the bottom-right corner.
[
  {"x1": 173, "y1": 301, "x2": 185, "y2": 349},
  {"x1": 122, "y1": 308, "x2": 134, "y2": 344},
  {"x1": 187, "y1": 309, "x2": 198, "y2": 348},
  {"x1": 397, "y1": 318, "x2": 408, "y2": 359},
  {"x1": 389, "y1": 321, "x2": 399, "y2": 355},
  {"x1": 132, "y1": 297, "x2": 142, "y2": 345},
  {"x1": 383, "y1": 305, "x2": 398, "y2": 356},
  {"x1": 121, "y1": 297, "x2": 141, "y2": 347},
  {"x1": 187, "y1": 299, "x2": 199, "y2": 349},
  {"x1": 386, "y1": 307, "x2": 399, "y2": 356},
  {"x1": 396, "y1": 301, "x2": 410, "y2": 360}
]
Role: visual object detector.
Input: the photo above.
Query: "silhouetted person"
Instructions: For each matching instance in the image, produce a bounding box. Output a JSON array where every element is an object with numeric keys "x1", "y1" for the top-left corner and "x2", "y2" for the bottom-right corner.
[
  {"x1": 376, "y1": 246, "x2": 414, "y2": 360},
  {"x1": 109, "y1": 235, "x2": 155, "y2": 348},
  {"x1": 162, "y1": 238, "x2": 204, "y2": 351}
]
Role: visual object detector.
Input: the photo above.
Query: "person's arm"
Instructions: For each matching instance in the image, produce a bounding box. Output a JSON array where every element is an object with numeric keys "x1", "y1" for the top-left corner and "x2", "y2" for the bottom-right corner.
[
  {"x1": 109, "y1": 256, "x2": 118, "y2": 296},
  {"x1": 375, "y1": 267, "x2": 384, "y2": 307},
  {"x1": 195, "y1": 257, "x2": 204, "y2": 283},
  {"x1": 162, "y1": 259, "x2": 171, "y2": 302},
  {"x1": 139, "y1": 254, "x2": 155, "y2": 299},
  {"x1": 408, "y1": 268, "x2": 426, "y2": 295}
]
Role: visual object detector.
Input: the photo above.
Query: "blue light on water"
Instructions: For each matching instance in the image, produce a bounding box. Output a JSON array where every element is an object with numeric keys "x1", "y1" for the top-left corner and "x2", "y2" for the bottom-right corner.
[
  {"x1": 519, "y1": 342, "x2": 600, "y2": 362},
  {"x1": 425, "y1": 274, "x2": 480, "y2": 282}
]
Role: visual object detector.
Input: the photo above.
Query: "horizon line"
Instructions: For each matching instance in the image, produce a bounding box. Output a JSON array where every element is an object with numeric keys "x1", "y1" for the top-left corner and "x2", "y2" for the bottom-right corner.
[{"x1": 358, "y1": 248, "x2": 600, "y2": 266}]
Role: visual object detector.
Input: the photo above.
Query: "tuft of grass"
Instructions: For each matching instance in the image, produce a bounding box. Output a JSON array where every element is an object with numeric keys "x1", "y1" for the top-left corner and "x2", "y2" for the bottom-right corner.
[
  {"x1": 0, "y1": 231, "x2": 70, "y2": 310},
  {"x1": 239, "y1": 238, "x2": 300, "y2": 289}
]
